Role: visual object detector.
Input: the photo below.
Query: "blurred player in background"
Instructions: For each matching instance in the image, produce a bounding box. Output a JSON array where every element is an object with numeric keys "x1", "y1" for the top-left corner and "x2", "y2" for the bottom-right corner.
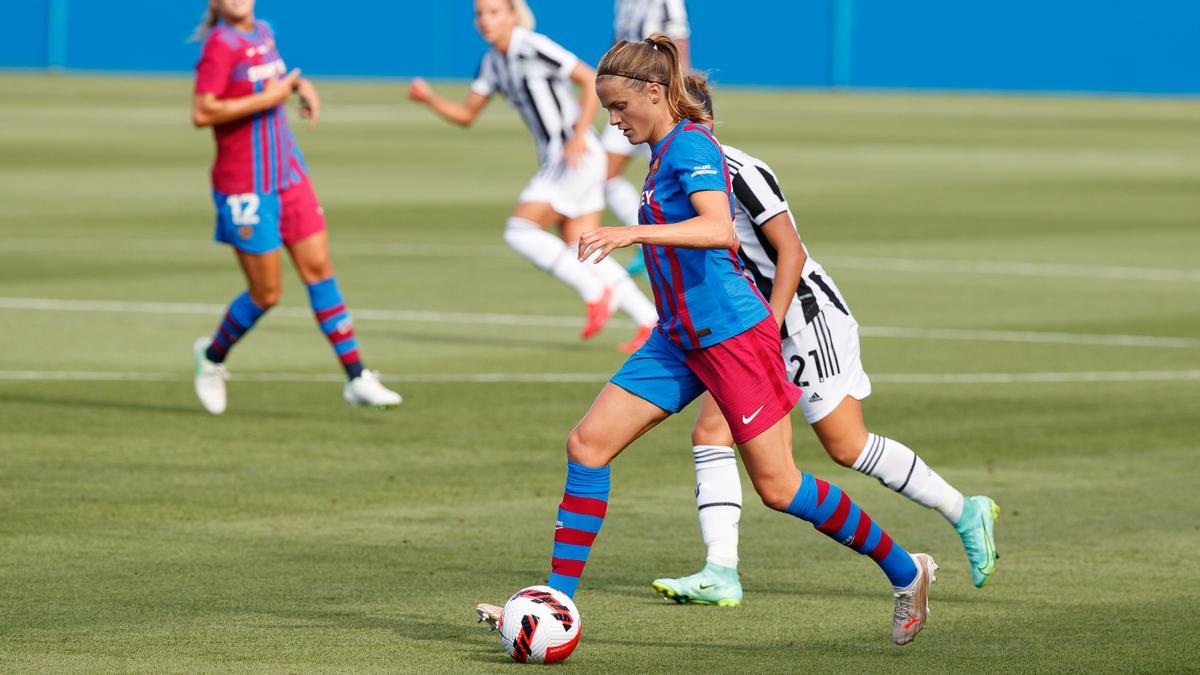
[
  {"x1": 409, "y1": 0, "x2": 658, "y2": 352},
  {"x1": 479, "y1": 35, "x2": 937, "y2": 646},
  {"x1": 605, "y1": 0, "x2": 692, "y2": 276},
  {"x1": 189, "y1": 0, "x2": 401, "y2": 414},
  {"x1": 650, "y1": 75, "x2": 999, "y2": 606}
]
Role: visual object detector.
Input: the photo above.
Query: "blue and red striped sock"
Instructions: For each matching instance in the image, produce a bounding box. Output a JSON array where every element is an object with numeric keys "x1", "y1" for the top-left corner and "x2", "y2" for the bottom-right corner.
[
  {"x1": 307, "y1": 277, "x2": 364, "y2": 379},
  {"x1": 206, "y1": 291, "x2": 267, "y2": 363},
  {"x1": 547, "y1": 461, "x2": 610, "y2": 599},
  {"x1": 786, "y1": 472, "x2": 919, "y2": 588}
]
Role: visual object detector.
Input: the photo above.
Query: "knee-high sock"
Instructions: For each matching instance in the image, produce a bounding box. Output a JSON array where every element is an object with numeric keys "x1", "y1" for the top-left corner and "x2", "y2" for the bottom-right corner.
[
  {"x1": 786, "y1": 472, "x2": 919, "y2": 588},
  {"x1": 504, "y1": 218, "x2": 604, "y2": 303},
  {"x1": 853, "y1": 433, "x2": 964, "y2": 524},
  {"x1": 581, "y1": 248, "x2": 658, "y2": 326},
  {"x1": 205, "y1": 291, "x2": 267, "y2": 363},
  {"x1": 548, "y1": 461, "x2": 610, "y2": 599},
  {"x1": 307, "y1": 277, "x2": 364, "y2": 379},
  {"x1": 605, "y1": 177, "x2": 641, "y2": 228},
  {"x1": 693, "y1": 445, "x2": 741, "y2": 568}
]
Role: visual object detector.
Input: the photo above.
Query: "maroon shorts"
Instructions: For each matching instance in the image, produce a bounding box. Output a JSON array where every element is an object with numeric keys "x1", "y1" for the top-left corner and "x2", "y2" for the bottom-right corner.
[
  {"x1": 280, "y1": 175, "x2": 327, "y2": 246},
  {"x1": 686, "y1": 317, "x2": 803, "y2": 443}
]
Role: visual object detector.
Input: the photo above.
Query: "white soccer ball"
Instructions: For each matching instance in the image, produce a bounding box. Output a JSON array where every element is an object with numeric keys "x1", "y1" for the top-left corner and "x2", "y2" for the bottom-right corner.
[{"x1": 498, "y1": 585, "x2": 581, "y2": 664}]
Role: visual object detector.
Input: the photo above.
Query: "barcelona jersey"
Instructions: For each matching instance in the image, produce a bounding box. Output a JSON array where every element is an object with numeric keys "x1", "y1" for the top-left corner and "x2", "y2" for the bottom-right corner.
[
  {"x1": 194, "y1": 19, "x2": 306, "y2": 195},
  {"x1": 639, "y1": 120, "x2": 769, "y2": 349}
]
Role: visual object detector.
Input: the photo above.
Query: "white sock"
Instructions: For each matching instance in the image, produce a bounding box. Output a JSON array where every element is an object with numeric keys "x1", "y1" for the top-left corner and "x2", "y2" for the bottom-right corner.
[
  {"x1": 853, "y1": 433, "x2": 964, "y2": 524},
  {"x1": 692, "y1": 445, "x2": 741, "y2": 568},
  {"x1": 605, "y1": 177, "x2": 641, "y2": 228},
  {"x1": 585, "y1": 252, "x2": 658, "y2": 326},
  {"x1": 504, "y1": 218, "x2": 604, "y2": 303}
]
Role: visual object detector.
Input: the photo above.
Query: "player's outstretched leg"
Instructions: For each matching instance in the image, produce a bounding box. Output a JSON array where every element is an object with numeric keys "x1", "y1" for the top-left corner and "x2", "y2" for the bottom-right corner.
[
  {"x1": 306, "y1": 277, "x2": 402, "y2": 408},
  {"x1": 547, "y1": 461, "x2": 610, "y2": 599},
  {"x1": 651, "y1": 443, "x2": 743, "y2": 606},
  {"x1": 194, "y1": 291, "x2": 268, "y2": 414},
  {"x1": 580, "y1": 248, "x2": 657, "y2": 352},
  {"x1": 847, "y1": 432, "x2": 998, "y2": 587},
  {"x1": 503, "y1": 217, "x2": 614, "y2": 339},
  {"x1": 784, "y1": 472, "x2": 937, "y2": 645}
]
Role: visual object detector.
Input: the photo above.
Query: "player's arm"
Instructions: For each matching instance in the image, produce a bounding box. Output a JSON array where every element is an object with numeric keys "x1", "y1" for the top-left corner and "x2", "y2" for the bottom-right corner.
[
  {"x1": 562, "y1": 62, "x2": 600, "y2": 166},
  {"x1": 578, "y1": 190, "x2": 736, "y2": 262},
  {"x1": 192, "y1": 69, "x2": 302, "y2": 127},
  {"x1": 408, "y1": 78, "x2": 490, "y2": 127},
  {"x1": 675, "y1": 37, "x2": 691, "y2": 71},
  {"x1": 758, "y1": 212, "x2": 808, "y2": 328}
]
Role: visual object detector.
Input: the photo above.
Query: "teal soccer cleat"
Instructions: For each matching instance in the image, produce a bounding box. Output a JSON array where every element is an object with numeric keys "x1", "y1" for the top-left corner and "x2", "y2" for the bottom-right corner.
[
  {"x1": 626, "y1": 246, "x2": 648, "y2": 278},
  {"x1": 955, "y1": 495, "x2": 1000, "y2": 588},
  {"x1": 651, "y1": 563, "x2": 743, "y2": 607}
]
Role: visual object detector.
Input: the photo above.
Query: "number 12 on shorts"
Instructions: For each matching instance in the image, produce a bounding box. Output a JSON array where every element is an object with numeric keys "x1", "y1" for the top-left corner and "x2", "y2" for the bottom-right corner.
[{"x1": 225, "y1": 194, "x2": 261, "y2": 226}]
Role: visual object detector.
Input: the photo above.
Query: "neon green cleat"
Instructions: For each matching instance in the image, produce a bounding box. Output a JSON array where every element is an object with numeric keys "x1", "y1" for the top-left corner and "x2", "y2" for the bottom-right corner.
[
  {"x1": 651, "y1": 563, "x2": 743, "y2": 607},
  {"x1": 955, "y1": 495, "x2": 1000, "y2": 588}
]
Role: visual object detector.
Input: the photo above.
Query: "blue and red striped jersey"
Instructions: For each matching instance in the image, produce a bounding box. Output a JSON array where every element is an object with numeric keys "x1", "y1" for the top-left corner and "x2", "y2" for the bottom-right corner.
[
  {"x1": 194, "y1": 19, "x2": 307, "y2": 195},
  {"x1": 638, "y1": 120, "x2": 770, "y2": 349}
]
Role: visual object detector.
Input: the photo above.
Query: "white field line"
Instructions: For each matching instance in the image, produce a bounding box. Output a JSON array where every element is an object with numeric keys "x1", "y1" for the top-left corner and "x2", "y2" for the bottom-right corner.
[
  {"x1": 821, "y1": 255, "x2": 1200, "y2": 284},
  {"x1": 1, "y1": 370, "x2": 1198, "y2": 385},
  {"x1": 2, "y1": 296, "x2": 1198, "y2": 349},
  {"x1": 3, "y1": 238, "x2": 1199, "y2": 284}
]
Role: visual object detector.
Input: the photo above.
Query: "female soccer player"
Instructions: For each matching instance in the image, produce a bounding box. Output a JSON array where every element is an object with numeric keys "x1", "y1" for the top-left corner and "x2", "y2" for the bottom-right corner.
[
  {"x1": 480, "y1": 35, "x2": 938, "y2": 646},
  {"x1": 189, "y1": 0, "x2": 401, "y2": 414},
  {"x1": 408, "y1": 0, "x2": 658, "y2": 352},
  {"x1": 604, "y1": 0, "x2": 692, "y2": 276},
  {"x1": 650, "y1": 75, "x2": 999, "y2": 607}
]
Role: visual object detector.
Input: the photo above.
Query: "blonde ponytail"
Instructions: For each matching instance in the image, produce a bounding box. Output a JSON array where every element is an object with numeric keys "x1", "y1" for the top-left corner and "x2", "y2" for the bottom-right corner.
[
  {"x1": 509, "y1": 0, "x2": 536, "y2": 30},
  {"x1": 190, "y1": 1, "x2": 219, "y2": 42},
  {"x1": 597, "y1": 33, "x2": 707, "y2": 124}
]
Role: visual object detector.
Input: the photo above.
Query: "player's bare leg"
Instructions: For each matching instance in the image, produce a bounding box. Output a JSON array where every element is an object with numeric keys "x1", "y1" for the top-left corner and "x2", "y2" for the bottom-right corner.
[{"x1": 814, "y1": 396, "x2": 996, "y2": 588}]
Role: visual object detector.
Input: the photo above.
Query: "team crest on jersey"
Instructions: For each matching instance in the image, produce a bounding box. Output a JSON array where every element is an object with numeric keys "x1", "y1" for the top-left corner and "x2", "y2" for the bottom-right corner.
[
  {"x1": 649, "y1": 156, "x2": 662, "y2": 174},
  {"x1": 238, "y1": 225, "x2": 254, "y2": 240}
]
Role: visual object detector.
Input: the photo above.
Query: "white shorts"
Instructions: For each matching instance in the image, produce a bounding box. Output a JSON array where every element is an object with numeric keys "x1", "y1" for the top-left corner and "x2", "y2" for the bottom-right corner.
[
  {"x1": 782, "y1": 307, "x2": 872, "y2": 424},
  {"x1": 518, "y1": 133, "x2": 606, "y2": 219},
  {"x1": 600, "y1": 123, "x2": 651, "y2": 159}
]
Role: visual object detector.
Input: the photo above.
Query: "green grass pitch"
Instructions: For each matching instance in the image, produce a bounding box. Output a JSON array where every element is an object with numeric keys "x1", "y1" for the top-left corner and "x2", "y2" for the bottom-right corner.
[{"x1": 1, "y1": 75, "x2": 1198, "y2": 672}]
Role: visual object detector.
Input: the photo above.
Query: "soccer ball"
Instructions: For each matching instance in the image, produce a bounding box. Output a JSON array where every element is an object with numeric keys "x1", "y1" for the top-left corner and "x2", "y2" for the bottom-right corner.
[{"x1": 498, "y1": 585, "x2": 581, "y2": 664}]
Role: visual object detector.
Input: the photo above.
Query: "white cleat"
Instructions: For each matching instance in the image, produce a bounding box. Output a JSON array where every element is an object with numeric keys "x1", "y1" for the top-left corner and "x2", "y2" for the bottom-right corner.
[
  {"x1": 475, "y1": 603, "x2": 501, "y2": 631},
  {"x1": 892, "y1": 553, "x2": 938, "y2": 646},
  {"x1": 343, "y1": 370, "x2": 402, "y2": 408},
  {"x1": 192, "y1": 337, "x2": 228, "y2": 415}
]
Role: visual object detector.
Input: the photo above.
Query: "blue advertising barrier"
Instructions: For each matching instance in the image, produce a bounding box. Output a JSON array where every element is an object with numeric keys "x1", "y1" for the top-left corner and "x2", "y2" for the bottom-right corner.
[{"x1": 5, "y1": 0, "x2": 1199, "y2": 94}]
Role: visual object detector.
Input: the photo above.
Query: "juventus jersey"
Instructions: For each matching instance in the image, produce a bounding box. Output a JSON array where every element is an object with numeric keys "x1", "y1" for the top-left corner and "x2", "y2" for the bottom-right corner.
[
  {"x1": 724, "y1": 144, "x2": 849, "y2": 337},
  {"x1": 471, "y1": 26, "x2": 589, "y2": 167},
  {"x1": 614, "y1": 0, "x2": 691, "y2": 43}
]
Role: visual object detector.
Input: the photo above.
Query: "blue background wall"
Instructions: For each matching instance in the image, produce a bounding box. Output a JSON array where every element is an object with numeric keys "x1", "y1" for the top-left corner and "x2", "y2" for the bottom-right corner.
[{"x1": 5, "y1": 0, "x2": 1199, "y2": 94}]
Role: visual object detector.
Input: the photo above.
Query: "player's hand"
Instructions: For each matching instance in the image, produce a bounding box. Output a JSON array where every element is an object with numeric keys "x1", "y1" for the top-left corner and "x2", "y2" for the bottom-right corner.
[
  {"x1": 562, "y1": 133, "x2": 587, "y2": 168},
  {"x1": 296, "y1": 78, "x2": 321, "y2": 128},
  {"x1": 408, "y1": 78, "x2": 433, "y2": 104},
  {"x1": 578, "y1": 226, "x2": 639, "y2": 263},
  {"x1": 264, "y1": 68, "x2": 302, "y2": 105}
]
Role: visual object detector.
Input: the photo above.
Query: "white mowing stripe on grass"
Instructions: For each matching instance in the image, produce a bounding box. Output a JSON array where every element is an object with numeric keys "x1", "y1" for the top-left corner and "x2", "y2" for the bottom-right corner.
[
  {"x1": 1, "y1": 370, "x2": 1198, "y2": 385},
  {"x1": 3, "y1": 296, "x2": 1198, "y2": 349},
  {"x1": 4, "y1": 239, "x2": 1199, "y2": 285}
]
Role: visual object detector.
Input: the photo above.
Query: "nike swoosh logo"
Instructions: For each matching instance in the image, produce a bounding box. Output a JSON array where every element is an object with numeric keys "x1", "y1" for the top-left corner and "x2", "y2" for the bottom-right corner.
[
  {"x1": 742, "y1": 405, "x2": 766, "y2": 425},
  {"x1": 698, "y1": 583, "x2": 716, "y2": 590},
  {"x1": 977, "y1": 513, "x2": 996, "y2": 573}
]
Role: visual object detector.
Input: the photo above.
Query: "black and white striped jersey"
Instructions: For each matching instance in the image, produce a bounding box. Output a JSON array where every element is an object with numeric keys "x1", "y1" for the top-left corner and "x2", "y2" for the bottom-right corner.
[
  {"x1": 614, "y1": 0, "x2": 691, "y2": 43},
  {"x1": 471, "y1": 26, "x2": 586, "y2": 166},
  {"x1": 724, "y1": 144, "x2": 850, "y2": 336}
]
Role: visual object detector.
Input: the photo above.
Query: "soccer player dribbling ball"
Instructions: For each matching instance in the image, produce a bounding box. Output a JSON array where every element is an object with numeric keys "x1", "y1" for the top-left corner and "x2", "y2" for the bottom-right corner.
[
  {"x1": 408, "y1": 0, "x2": 659, "y2": 353},
  {"x1": 650, "y1": 75, "x2": 1000, "y2": 607},
  {"x1": 478, "y1": 35, "x2": 938, "y2": 646},
  {"x1": 189, "y1": 0, "x2": 401, "y2": 413}
]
